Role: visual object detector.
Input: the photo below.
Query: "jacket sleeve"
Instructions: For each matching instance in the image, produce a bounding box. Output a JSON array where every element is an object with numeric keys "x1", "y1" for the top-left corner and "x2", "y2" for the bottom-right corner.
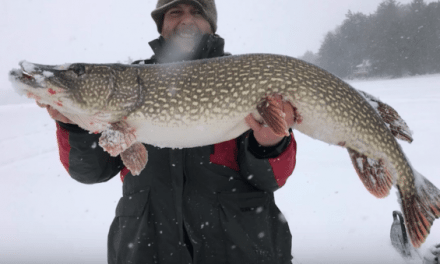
[
  {"x1": 56, "y1": 121, "x2": 124, "y2": 184},
  {"x1": 238, "y1": 129, "x2": 297, "y2": 192}
]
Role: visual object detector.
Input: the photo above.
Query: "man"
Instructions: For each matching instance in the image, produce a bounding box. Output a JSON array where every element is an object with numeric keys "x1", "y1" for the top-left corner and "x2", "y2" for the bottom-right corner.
[{"x1": 43, "y1": 0, "x2": 297, "y2": 263}]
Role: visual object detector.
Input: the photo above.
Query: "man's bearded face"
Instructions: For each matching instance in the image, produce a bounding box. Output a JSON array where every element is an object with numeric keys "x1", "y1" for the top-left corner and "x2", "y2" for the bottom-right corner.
[
  {"x1": 167, "y1": 24, "x2": 204, "y2": 53},
  {"x1": 159, "y1": 4, "x2": 213, "y2": 62}
]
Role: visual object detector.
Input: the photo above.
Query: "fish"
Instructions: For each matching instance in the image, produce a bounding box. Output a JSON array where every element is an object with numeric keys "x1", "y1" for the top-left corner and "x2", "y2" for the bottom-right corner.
[{"x1": 8, "y1": 54, "x2": 440, "y2": 248}]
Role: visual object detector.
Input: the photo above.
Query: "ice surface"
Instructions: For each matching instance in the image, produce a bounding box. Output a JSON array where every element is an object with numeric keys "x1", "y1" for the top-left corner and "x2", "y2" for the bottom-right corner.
[
  {"x1": 0, "y1": 75, "x2": 439, "y2": 264},
  {"x1": 275, "y1": 75, "x2": 440, "y2": 264}
]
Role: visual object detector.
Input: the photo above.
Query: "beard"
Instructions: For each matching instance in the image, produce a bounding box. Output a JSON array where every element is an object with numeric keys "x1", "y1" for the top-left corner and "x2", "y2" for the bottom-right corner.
[{"x1": 159, "y1": 25, "x2": 206, "y2": 63}]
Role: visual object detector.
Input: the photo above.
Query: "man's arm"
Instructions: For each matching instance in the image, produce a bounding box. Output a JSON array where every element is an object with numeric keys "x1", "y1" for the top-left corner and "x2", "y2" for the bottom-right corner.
[
  {"x1": 238, "y1": 129, "x2": 297, "y2": 192},
  {"x1": 40, "y1": 103, "x2": 123, "y2": 183},
  {"x1": 56, "y1": 121, "x2": 123, "y2": 184},
  {"x1": 238, "y1": 97, "x2": 296, "y2": 191},
  {"x1": 239, "y1": 97, "x2": 297, "y2": 192}
]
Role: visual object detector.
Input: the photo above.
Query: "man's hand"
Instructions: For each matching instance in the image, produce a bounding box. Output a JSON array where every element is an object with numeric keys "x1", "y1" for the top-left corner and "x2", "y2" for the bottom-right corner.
[
  {"x1": 245, "y1": 97, "x2": 295, "y2": 147},
  {"x1": 424, "y1": 244, "x2": 440, "y2": 264},
  {"x1": 37, "y1": 102, "x2": 75, "y2": 124}
]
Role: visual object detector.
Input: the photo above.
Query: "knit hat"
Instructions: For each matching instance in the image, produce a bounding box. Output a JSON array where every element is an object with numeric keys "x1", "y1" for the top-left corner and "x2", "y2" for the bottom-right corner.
[{"x1": 151, "y1": 0, "x2": 217, "y2": 34}]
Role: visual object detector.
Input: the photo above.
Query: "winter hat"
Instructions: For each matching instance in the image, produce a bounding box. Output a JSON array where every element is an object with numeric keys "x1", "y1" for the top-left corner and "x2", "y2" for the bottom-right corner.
[{"x1": 151, "y1": 0, "x2": 217, "y2": 34}]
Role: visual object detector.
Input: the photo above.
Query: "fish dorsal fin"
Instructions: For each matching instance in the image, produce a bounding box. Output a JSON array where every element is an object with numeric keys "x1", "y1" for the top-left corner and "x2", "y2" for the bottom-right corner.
[
  {"x1": 257, "y1": 95, "x2": 289, "y2": 137},
  {"x1": 347, "y1": 148, "x2": 393, "y2": 198},
  {"x1": 121, "y1": 142, "x2": 148, "y2": 176},
  {"x1": 357, "y1": 90, "x2": 413, "y2": 143}
]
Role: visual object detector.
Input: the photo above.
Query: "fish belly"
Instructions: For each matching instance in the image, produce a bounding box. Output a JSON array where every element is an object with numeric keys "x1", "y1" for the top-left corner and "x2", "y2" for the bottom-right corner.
[
  {"x1": 293, "y1": 101, "x2": 351, "y2": 147},
  {"x1": 130, "y1": 114, "x2": 252, "y2": 148}
]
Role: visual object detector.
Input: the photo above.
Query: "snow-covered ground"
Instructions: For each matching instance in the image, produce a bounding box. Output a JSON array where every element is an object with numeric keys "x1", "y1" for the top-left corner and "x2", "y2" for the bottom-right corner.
[
  {"x1": 277, "y1": 74, "x2": 440, "y2": 264},
  {"x1": 0, "y1": 74, "x2": 439, "y2": 264}
]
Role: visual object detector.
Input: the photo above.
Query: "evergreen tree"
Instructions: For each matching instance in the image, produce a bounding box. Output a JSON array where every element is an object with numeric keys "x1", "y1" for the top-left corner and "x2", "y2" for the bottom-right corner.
[
  {"x1": 317, "y1": 11, "x2": 371, "y2": 78},
  {"x1": 318, "y1": 30, "x2": 347, "y2": 78},
  {"x1": 369, "y1": 0, "x2": 406, "y2": 77},
  {"x1": 314, "y1": 0, "x2": 440, "y2": 78},
  {"x1": 424, "y1": 1, "x2": 440, "y2": 73},
  {"x1": 403, "y1": 0, "x2": 429, "y2": 75},
  {"x1": 299, "y1": 50, "x2": 319, "y2": 65},
  {"x1": 338, "y1": 11, "x2": 371, "y2": 77}
]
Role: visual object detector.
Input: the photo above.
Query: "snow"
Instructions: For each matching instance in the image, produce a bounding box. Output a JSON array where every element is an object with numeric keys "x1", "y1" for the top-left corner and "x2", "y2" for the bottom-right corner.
[
  {"x1": 20, "y1": 61, "x2": 37, "y2": 73},
  {"x1": 43, "y1": 71, "x2": 54, "y2": 77},
  {"x1": 53, "y1": 63, "x2": 72, "y2": 71},
  {"x1": 356, "y1": 157, "x2": 364, "y2": 171},
  {"x1": 1, "y1": 0, "x2": 440, "y2": 262},
  {"x1": 1, "y1": 74, "x2": 439, "y2": 263},
  {"x1": 275, "y1": 75, "x2": 440, "y2": 264}
]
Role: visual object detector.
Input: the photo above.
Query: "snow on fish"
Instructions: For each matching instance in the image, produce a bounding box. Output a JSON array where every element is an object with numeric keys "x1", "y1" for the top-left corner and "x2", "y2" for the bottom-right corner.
[{"x1": 8, "y1": 53, "x2": 440, "y2": 248}]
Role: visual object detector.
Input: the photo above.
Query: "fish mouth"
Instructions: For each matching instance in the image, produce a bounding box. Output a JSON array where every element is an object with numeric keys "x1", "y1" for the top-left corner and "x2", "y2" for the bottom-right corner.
[
  {"x1": 20, "y1": 67, "x2": 36, "y2": 81},
  {"x1": 9, "y1": 68, "x2": 33, "y2": 82},
  {"x1": 9, "y1": 68, "x2": 39, "y2": 88},
  {"x1": 9, "y1": 61, "x2": 52, "y2": 88}
]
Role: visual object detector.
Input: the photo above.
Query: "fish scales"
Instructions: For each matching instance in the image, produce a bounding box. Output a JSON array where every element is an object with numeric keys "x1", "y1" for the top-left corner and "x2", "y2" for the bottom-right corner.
[{"x1": 8, "y1": 53, "x2": 440, "y2": 248}]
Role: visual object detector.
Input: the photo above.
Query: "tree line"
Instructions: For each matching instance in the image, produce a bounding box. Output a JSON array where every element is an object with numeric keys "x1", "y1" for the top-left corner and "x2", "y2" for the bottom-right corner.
[{"x1": 300, "y1": 0, "x2": 440, "y2": 79}]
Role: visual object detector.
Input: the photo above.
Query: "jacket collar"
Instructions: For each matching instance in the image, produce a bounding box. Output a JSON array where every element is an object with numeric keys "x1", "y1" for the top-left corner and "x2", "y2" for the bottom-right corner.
[{"x1": 148, "y1": 34, "x2": 226, "y2": 63}]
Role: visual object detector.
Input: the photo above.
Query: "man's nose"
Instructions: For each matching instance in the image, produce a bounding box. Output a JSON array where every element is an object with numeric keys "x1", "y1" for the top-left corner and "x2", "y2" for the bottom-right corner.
[{"x1": 180, "y1": 12, "x2": 196, "y2": 25}]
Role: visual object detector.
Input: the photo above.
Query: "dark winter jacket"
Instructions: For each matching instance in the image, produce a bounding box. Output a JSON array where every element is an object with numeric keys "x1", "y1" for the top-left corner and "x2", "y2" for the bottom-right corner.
[{"x1": 56, "y1": 34, "x2": 297, "y2": 264}]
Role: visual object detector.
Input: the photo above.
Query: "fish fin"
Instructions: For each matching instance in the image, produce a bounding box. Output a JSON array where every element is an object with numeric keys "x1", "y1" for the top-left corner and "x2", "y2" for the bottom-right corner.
[
  {"x1": 120, "y1": 142, "x2": 148, "y2": 176},
  {"x1": 377, "y1": 101, "x2": 413, "y2": 143},
  {"x1": 347, "y1": 148, "x2": 393, "y2": 198},
  {"x1": 99, "y1": 121, "x2": 137, "y2": 156},
  {"x1": 257, "y1": 95, "x2": 289, "y2": 136},
  {"x1": 357, "y1": 90, "x2": 413, "y2": 143},
  {"x1": 400, "y1": 175, "x2": 440, "y2": 248}
]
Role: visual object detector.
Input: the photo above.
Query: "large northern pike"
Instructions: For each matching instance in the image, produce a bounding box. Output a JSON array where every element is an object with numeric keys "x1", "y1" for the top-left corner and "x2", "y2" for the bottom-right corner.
[{"x1": 9, "y1": 54, "x2": 440, "y2": 248}]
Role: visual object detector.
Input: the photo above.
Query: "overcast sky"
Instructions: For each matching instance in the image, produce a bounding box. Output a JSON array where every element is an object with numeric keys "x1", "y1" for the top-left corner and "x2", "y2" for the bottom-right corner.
[{"x1": 1, "y1": 0, "x2": 437, "y2": 89}]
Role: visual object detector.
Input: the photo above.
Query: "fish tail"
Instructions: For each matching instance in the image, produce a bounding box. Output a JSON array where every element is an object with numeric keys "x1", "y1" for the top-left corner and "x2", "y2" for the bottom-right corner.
[{"x1": 399, "y1": 173, "x2": 440, "y2": 248}]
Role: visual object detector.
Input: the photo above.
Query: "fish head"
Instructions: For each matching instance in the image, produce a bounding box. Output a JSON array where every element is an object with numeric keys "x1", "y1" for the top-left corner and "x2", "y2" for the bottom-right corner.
[
  {"x1": 9, "y1": 61, "x2": 141, "y2": 120},
  {"x1": 10, "y1": 61, "x2": 93, "y2": 109}
]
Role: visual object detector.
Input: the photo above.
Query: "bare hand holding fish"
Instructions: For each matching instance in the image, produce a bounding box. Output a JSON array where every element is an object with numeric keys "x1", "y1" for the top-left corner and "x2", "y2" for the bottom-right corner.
[
  {"x1": 37, "y1": 102, "x2": 74, "y2": 124},
  {"x1": 245, "y1": 95, "x2": 295, "y2": 147}
]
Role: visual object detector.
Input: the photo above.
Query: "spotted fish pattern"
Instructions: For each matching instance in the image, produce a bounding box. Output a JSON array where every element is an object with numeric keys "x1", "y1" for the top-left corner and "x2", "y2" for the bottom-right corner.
[{"x1": 9, "y1": 54, "x2": 440, "y2": 248}]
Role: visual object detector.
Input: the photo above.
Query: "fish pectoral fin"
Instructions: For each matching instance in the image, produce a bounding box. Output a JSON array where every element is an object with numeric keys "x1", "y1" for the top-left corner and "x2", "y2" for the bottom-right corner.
[
  {"x1": 401, "y1": 173, "x2": 440, "y2": 248},
  {"x1": 99, "y1": 121, "x2": 137, "y2": 156},
  {"x1": 347, "y1": 148, "x2": 393, "y2": 198},
  {"x1": 257, "y1": 95, "x2": 289, "y2": 137},
  {"x1": 120, "y1": 142, "x2": 148, "y2": 176}
]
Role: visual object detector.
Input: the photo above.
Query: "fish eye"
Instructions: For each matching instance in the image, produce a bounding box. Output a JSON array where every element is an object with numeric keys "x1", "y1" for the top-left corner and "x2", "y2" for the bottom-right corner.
[{"x1": 70, "y1": 64, "x2": 86, "y2": 76}]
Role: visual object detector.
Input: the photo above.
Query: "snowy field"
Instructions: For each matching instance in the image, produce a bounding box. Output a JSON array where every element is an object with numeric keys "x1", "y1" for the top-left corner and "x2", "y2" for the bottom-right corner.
[{"x1": 0, "y1": 73, "x2": 439, "y2": 264}]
